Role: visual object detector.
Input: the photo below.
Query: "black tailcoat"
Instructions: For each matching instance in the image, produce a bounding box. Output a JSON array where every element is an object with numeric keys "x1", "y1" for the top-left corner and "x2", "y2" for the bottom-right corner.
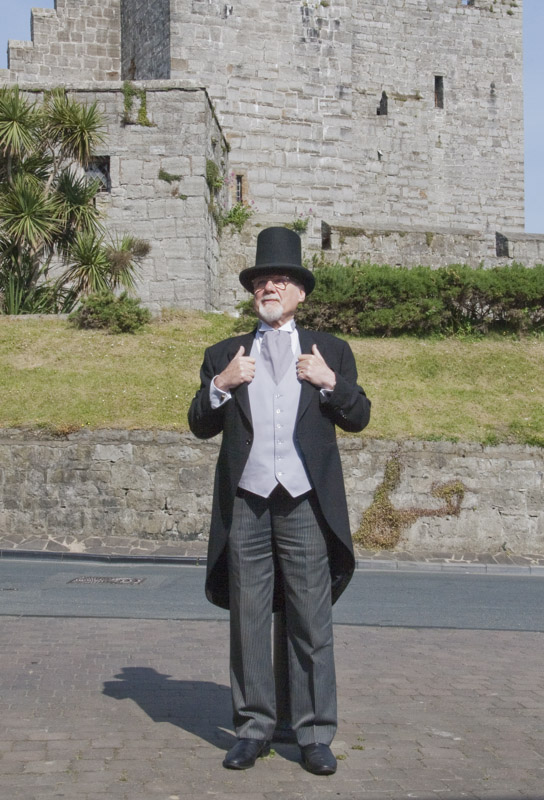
[{"x1": 188, "y1": 325, "x2": 371, "y2": 609}]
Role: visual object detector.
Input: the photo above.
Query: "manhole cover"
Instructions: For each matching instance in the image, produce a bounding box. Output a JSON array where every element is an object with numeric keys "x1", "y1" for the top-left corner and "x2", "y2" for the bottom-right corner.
[{"x1": 68, "y1": 576, "x2": 146, "y2": 586}]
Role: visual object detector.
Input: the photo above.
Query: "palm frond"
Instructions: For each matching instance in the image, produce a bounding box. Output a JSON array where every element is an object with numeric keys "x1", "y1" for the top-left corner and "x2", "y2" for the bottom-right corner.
[
  {"x1": 0, "y1": 86, "x2": 147, "y2": 315},
  {"x1": 0, "y1": 230, "x2": 19, "y2": 262},
  {"x1": 44, "y1": 90, "x2": 105, "y2": 167},
  {"x1": 16, "y1": 152, "x2": 54, "y2": 185},
  {"x1": 0, "y1": 174, "x2": 62, "y2": 247},
  {"x1": 0, "y1": 248, "x2": 40, "y2": 313},
  {"x1": 0, "y1": 86, "x2": 40, "y2": 159},
  {"x1": 60, "y1": 230, "x2": 111, "y2": 295},
  {"x1": 1, "y1": 272, "x2": 27, "y2": 314},
  {"x1": 0, "y1": 271, "x2": 76, "y2": 314},
  {"x1": 104, "y1": 235, "x2": 151, "y2": 291},
  {"x1": 55, "y1": 168, "x2": 103, "y2": 239}
]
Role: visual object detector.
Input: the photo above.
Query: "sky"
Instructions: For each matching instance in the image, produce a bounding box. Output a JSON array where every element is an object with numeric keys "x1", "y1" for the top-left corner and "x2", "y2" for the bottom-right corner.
[{"x1": 0, "y1": 0, "x2": 543, "y2": 233}]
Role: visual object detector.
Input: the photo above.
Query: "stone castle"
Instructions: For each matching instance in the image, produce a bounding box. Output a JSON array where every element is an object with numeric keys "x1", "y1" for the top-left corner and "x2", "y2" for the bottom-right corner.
[{"x1": 2, "y1": 0, "x2": 543, "y2": 310}]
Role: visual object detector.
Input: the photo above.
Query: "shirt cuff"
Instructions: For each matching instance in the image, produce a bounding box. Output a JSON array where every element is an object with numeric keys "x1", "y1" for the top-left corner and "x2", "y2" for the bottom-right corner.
[{"x1": 210, "y1": 377, "x2": 232, "y2": 409}]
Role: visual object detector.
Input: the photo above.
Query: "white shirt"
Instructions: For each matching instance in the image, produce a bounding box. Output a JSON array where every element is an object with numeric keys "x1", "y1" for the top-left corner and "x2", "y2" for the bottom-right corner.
[{"x1": 210, "y1": 320, "x2": 298, "y2": 408}]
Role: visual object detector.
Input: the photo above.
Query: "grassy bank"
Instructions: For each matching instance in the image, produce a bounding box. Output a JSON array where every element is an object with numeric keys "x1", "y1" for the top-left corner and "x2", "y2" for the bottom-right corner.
[{"x1": 0, "y1": 312, "x2": 542, "y2": 446}]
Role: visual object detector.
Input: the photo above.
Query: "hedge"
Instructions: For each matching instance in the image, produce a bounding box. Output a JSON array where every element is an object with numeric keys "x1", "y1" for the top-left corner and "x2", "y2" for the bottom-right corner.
[{"x1": 290, "y1": 261, "x2": 544, "y2": 336}]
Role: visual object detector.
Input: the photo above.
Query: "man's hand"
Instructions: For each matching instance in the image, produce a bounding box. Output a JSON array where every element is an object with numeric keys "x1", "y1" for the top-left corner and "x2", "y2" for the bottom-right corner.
[
  {"x1": 296, "y1": 345, "x2": 336, "y2": 391},
  {"x1": 214, "y1": 346, "x2": 256, "y2": 391}
]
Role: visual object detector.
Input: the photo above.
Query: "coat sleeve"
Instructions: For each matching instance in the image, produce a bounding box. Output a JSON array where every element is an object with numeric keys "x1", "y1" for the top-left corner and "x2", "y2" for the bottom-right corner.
[
  {"x1": 187, "y1": 346, "x2": 226, "y2": 439},
  {"x1": 319, "y1": 338, "x2": 371, "y2": 433}
]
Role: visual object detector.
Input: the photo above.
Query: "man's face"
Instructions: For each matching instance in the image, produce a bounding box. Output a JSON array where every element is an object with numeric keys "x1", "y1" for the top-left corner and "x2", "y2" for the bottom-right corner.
[{"x1": 252, "y1": 274, "x2": 306, "y2": 327}]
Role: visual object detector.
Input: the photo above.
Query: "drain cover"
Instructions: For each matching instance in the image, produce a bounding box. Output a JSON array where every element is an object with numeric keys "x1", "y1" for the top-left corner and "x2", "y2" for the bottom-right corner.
[{"x1": 68, "y1": 576, "x2": 146, "y2": 586}]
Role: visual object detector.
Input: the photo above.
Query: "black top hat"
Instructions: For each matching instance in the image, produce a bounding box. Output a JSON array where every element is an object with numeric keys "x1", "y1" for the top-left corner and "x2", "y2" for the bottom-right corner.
[{"x1": 239, "y1": 227, "x2": 315, "y2": 294}]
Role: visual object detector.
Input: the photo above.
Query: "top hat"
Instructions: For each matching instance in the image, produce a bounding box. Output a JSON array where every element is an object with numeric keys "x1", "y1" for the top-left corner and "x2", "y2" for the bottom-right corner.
[{"x1": 239, "y1": 227, "x2": 315, "y2": 295}]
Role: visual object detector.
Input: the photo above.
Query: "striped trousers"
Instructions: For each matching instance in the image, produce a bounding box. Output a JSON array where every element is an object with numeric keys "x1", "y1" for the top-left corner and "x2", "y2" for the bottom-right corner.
[{"x1": 227, "y1": 485, "x2": 337, "y2": 746}]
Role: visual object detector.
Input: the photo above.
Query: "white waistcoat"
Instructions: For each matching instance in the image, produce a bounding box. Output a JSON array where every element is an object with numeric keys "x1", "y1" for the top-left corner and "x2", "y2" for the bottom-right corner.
[{"x1": 238, "y1": 338, "x2": 312, "y2": 498}]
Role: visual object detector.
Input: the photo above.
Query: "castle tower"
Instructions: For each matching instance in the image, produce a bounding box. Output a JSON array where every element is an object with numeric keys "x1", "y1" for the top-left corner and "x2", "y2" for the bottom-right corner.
[{"x1": 3, "y1": 0, "x2": 543, "y2": 311}]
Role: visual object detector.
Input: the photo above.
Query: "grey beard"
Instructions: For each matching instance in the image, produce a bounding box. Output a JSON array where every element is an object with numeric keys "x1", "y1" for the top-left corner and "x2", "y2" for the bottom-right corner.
[{"x1": 257, "y1": 299, "x2": 283, "y2": 324}]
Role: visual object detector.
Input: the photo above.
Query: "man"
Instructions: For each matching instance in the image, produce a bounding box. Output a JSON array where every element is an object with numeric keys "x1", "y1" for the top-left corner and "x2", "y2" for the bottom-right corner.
[{"x1": 188, "y1": 227, "x2": 370, "y2": 774}]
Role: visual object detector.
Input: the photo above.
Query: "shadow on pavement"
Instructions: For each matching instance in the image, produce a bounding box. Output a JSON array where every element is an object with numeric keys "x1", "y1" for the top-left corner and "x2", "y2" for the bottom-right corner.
[{"x1": 103, "y1": 666, "x2": 236, "y2": 751}]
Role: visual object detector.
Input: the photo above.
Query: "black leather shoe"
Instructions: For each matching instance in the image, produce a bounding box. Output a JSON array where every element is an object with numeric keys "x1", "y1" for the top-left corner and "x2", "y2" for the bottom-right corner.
[
  {"x1": 223, "y1": 738, "x2": 271, "y2": 770},
  {"x1": 300, "y1": 743, "x2": 337, "y2": 775}
]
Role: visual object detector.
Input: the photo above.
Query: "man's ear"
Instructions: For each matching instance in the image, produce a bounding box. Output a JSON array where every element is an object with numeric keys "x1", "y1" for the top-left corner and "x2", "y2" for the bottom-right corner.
[{"x1": 298, "y1": 288, "x2": 306, "y2": 304}]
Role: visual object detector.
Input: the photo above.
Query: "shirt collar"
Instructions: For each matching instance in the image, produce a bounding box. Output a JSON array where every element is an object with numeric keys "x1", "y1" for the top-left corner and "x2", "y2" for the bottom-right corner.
[{"x1": 257, "y1": 319, "x2": 296, "y2": 334}]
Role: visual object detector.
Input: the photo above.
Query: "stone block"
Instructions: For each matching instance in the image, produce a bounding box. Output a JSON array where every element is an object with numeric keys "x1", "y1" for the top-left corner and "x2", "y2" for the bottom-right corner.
[
  {"x1": 119, "y1": 159, "x2": 143, "y2": 183},
  {"x1": 93, "y1": 444, "x2": 133, "y2": 462}
]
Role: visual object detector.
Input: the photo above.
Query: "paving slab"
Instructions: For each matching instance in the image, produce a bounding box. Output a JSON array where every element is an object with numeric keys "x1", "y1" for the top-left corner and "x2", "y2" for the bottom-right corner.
[{"x1": 1, "y1": 617, "x2": 543, "y2": 799}]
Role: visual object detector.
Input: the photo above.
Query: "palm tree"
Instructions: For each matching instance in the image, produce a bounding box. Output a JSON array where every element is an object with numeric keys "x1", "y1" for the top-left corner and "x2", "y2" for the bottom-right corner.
[{"x1": 0, "y1": 86, "x2": 149, "y2": 314}]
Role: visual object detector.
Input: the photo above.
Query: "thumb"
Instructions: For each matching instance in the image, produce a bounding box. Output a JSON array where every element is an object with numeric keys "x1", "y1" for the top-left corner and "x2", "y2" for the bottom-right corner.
[
  {"x1": 312, "y1": 344, "x2": 322, "y2": 359},
  {"x1": 235, "y1": 345, "x2": 245, "y2": 358}
]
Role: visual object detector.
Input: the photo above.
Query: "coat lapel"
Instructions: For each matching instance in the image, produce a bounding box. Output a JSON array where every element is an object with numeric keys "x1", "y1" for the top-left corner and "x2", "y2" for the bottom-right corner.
[
  {"x1": 296, "y1": 326, "x2": 316, "y2": 423},
  {"x1": 231, "y1": 330, "x2": 256, "y2": 426}
]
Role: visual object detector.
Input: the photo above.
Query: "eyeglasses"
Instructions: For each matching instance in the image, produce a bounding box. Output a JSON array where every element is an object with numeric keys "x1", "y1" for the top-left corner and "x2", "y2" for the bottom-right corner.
[{"x1": 252, "y1": 276, "x2": 292, "y2": 293}]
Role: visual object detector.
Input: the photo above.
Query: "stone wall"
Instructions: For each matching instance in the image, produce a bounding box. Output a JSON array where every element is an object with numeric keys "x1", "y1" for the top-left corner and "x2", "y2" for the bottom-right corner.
[
  {"x1": 0, "y1": 430, "x2": 542, "y2": 557},
  {"x1": 170, "y1": 0, "x2": 355, "y2": 222},
  {"x1": 4, "y1": 1, "x2": 525, "y2": 231},
  {"x1": 167, "y1": 0, "x2": 524, "y2": 234},
  {"x1": 91, "y1": 80, "x2": 227, "y2": 311},
  {"x1": 350, "y1": 0, "x2": 524, "y2": 234},
  {"x1": 4, "y1": 82, "x2": 228, "y2": 312},
  {"x1": 324, "y1": 226, "x2": 529, "y2": 270},
  {"x1": 90, "y1": 80, "x2": 227, "y2": 311},
  {"x1": 6, "y1": 0, "x2": 121, "y2": 83},
  {"x1": 327, "y1": 226, "x2": 544, "y2": 270}
]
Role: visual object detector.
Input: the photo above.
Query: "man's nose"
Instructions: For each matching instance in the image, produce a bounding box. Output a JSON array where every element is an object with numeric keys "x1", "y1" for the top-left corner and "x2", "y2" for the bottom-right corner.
[{"x1": 264, "y1": 279, "x2": 276, "y2": 291}]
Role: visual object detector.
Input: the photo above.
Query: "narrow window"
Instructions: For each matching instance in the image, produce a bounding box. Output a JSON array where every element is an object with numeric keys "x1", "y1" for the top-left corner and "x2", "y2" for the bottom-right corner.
[
  {"x1": 86, "y1": 156, "x2": 111, "y2": 192},
  {"x1": 321, "y1": 221, "x2": 331, "y2": 251},
  {"x1": 236, "y1": 175, "x2": 243, "y2": 203},
  {"x1": 434, "y1": 76, "x2": 444, "y2": 109},
  {"x1": 377, "y1": 91, "x2": 388, "y2": 116},
  {"x1": 496, "y1": 232, "x2": 510, "y2": 258}
]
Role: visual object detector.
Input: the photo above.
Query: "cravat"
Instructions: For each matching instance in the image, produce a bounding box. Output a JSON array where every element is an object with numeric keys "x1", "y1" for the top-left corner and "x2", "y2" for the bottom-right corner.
[{"x1": 261, "y1": 330, "x2": 293, "y2": 384}]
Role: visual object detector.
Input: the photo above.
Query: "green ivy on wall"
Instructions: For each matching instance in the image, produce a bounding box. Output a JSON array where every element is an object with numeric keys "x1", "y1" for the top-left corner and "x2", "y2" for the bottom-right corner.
[{"x1": 122, "y1": 81, "x2": 155, "y2": 127}]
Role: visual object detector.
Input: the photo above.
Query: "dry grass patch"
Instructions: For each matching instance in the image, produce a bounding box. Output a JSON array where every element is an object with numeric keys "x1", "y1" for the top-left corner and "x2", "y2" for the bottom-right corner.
[
  {"x1": 0, "y1": 312, "x2": 241, "y2": 431},
  {"x1": 0, "y1": 315, "x2": 543, "y2": 445},
  {"x1": 349, "y1": 336, "x2": 544, "y2": 445}
]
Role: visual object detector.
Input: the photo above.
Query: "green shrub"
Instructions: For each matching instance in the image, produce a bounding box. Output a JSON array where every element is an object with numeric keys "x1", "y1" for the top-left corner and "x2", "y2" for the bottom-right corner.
[
  {"x1": 286, "y1": 215, "x2": 309, "y2": 233},
  {"x1": 205, "y1": 159, "x2": 223, "y2": 193},
  {"x1": 439, "y1": 263, "x2": 544, "y2": 333},
  {"x1": 222, "y1": 201, "x2": 254, "y2": 232},
  {"x1": 69, "y1": 291, "x2": 151, "y2": 334},
  {"x1": 291, "y1": 261, "x2": 544, "y2": 337}
]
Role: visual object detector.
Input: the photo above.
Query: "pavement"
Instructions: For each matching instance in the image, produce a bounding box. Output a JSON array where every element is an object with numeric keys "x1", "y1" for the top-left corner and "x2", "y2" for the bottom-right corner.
[{"x1": 1, "y1": 546, "x2": 544, "y2": 799}]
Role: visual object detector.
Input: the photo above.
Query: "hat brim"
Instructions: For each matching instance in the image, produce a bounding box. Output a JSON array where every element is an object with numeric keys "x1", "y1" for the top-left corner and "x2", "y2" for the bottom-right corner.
[{"x1": 239, "y1": 264, "x2": 315, "y2": 295}]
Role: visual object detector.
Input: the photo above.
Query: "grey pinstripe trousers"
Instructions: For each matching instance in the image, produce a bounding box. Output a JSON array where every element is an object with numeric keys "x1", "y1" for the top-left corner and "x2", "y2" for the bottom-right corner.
[{"x1": 227, "y1": 486, "x2": 337, "y2": 746}]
